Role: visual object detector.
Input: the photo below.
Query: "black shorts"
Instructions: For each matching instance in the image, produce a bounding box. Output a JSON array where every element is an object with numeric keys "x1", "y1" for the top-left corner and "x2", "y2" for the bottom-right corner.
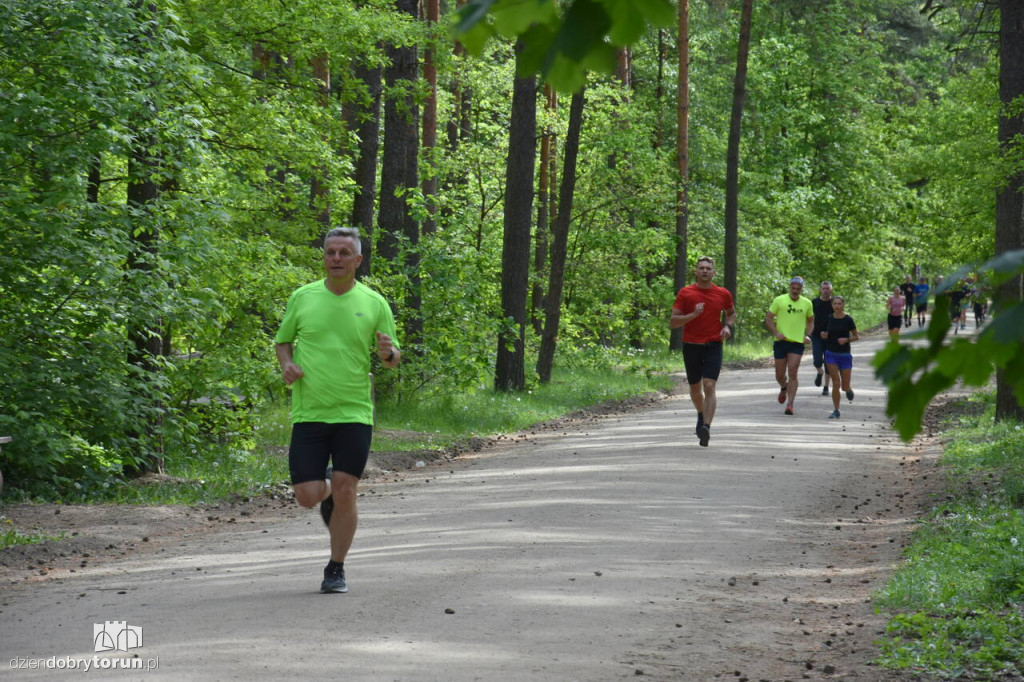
[
  {"x1": 682, "y1": 342, "x2": 723, "y2": 384},
  {"x1": 773, "y1": 340, "x2": 805, "y2": 359},
  {"x1": 887, "y1": 314, "x2": 903, "y2": 330},
  {"x1": 289, "y1": 422, "x2": 373, "y2": 484},
  {"x1": 915, "y1": 302, "x2": 927, "y2": 313}
]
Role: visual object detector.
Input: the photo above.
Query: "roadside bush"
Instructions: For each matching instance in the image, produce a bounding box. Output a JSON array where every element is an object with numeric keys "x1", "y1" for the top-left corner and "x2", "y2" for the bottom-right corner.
[{"x1": 874, "y1": 401, "x2": 1024, "y2": 678}]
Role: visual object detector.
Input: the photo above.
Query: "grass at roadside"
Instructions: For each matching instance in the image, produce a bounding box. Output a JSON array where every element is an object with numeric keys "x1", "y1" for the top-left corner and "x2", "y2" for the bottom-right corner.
[
  {"x1": 1, "y1": 516, "x2": 64, "y2": 547},
  {"x1": 0, "y1": 347, "x2": 686, "y2": 529},
  {"x1": 0, "y1": 337, "x2": 776, "y2": 549},
  {"x1": 873, "y1": 392, "x2": 1024, "y2": 679}
]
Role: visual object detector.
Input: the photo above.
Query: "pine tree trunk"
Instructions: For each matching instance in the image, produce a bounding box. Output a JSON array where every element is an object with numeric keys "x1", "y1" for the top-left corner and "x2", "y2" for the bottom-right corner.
[
  {"x1": 348, "y1": 58, "x2": 382, "y2": 276},
  {"x1": 537, "y1": 89, "x2": 585, "y2": 384},
  {"x1": 995, "y1": 0, "x2": 1024, "y2": 421},
  {"x1": 532, "y1": 85, "x2": 556, "y2": 335},
  {"x1": 123, "y1": 0, "x2": 167, "y2": 477},
  {"x1": 377, "y1": 0, "x2": 420, "y2": 262},
  {"x1": 310, "y1": 51, "x2": 331, "y2": 227},
  {"x1": 724, "y1": 0, "x2": 753, "y2": 307},
  {"x1": 495, "y1": 62, "x2": 537, "y2": 392},
  {"x1": 421, "y1": 0, "x2": 440, "y2": 235},
  {"x1": 671, "y1": 0, "x2": 691, "y2": 352}
]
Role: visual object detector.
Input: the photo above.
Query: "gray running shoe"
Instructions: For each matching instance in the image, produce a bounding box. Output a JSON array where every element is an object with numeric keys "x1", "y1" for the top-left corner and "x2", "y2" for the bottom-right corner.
[
  {"x1": 320, "y1": 563, "x2": 348, "y2": 593},
  {"x1": 829, "y1": 409, "x2": 840, "y2": 419},
  {"x1": 822, "y1": 386, "x2": 829, "y2": 396}
]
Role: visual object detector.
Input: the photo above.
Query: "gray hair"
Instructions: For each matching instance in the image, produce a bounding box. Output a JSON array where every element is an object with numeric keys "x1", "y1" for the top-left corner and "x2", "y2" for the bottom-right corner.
[{"x1": 325, "y1": 227, "x2": 361, "y2": 255}]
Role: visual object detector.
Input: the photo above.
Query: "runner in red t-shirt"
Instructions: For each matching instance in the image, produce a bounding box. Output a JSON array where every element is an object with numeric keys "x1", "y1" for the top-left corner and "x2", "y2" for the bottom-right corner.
[{"x1": 670, "y1": 256, "x2": 737, "y2": 447}]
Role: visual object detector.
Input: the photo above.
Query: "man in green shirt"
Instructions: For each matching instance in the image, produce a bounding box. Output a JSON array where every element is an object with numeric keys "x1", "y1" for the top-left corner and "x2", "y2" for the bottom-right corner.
[
  {"x1": 765, "y1": 276, "x2": 814, "y2": 416},
  {"x1": 275, "y1": 227, "x2": 401, "y2": 593}
]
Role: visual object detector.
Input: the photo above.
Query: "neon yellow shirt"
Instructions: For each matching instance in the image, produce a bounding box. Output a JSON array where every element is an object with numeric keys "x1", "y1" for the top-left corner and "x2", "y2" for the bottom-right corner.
[
  {"x1": 275, "y1": 280, "x2": 398, "y2": 425},
  {"x1": 768, "y1": 293, "x2": 813, "y2": 343}
]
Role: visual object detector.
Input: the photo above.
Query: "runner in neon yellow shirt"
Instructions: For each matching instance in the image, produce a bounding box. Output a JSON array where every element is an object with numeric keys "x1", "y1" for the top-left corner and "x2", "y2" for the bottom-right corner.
[
  {"x1": 275, "y1": 227, "x2": 401, "y2": 594},
  {"x1": 765, "y1": 277, "x2": 814, "y2": 416}
]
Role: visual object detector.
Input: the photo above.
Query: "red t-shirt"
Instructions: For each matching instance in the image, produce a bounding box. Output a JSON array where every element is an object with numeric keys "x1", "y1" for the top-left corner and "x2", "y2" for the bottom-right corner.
[{"x1": 673, "y1": 284, "x2": 735, "y2": 343}]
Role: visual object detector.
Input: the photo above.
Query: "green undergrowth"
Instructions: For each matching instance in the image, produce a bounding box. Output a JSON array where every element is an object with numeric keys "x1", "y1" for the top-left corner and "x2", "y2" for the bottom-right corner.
[
  {"x1": 1, "y1": 350, "x2": 680, "y2": 520},
  {"x1": 874, "y1": 392, "x2": 1024, "y2": 679},
  {"x1": 0, "y1": 339, "x2": 784, "y2": 549},
  {"x1": 0, "y1": 515, "x2": 64, "y2": 548}
]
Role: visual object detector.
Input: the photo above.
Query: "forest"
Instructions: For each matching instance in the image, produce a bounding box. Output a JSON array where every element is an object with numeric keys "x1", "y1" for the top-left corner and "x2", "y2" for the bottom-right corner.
[{"x1": 0, "y1": 0, "x2": 1020, "y2": 493}]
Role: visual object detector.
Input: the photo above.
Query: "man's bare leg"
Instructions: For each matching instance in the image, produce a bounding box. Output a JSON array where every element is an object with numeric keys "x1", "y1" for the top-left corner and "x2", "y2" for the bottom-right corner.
[
  {"x1": 689, "y1": 382, "x2": 705, "y2": 428},
  {"x1": 328, "y1": 471, "x2": 359, "y2": 563},
  {"x1": 701, "y1": 378, "x2": 718, "y2": 426},
  {"x1": 785, "y1": 353, "x2": 803, "y2": 409}
]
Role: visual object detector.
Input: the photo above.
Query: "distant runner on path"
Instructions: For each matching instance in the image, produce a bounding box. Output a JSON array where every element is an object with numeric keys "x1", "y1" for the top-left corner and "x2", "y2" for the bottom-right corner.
[
  {"x1": 670, "y1": 256, "x2": 737, "y2": 448},
  {"x1": 822, "y1": 295, "x2": 859, "y2": 420},
  {"x1": 886, "y1": 286, "x2": 906, "y2": 339},
  {"x1": 914, "y1": 276, "x2": 930, "y2": 327},
  {"x1": 765, "y1": 277, "x2": 814, "y2": 416},
  {"x1": 899, "y1": 274, "x2": 916, "y2": 328},
  {"x1": 810, "y1": 281, "x2": 834, "y2": 397}
]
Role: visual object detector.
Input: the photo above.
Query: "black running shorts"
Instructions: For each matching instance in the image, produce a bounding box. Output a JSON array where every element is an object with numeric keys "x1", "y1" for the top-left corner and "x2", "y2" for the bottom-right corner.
[
  {"x1": 289, "y1": 422, "x2": 373, "y2": 484},
  {"x1": 682, "y1": 342, "x2": 724, "y2": 385}
]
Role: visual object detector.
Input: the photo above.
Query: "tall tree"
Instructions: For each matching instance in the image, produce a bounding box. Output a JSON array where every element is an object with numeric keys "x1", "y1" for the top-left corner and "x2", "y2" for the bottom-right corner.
[
  {"x1": 537, "y1": 88, "x2": 585, "y2": 384},
  {"x1": 495, "y1": 62, "x2": 537, "y2": 392},
  {"x1": 377, "y1": 0, "x2": 420, "y2": 263},
  {"x1": 310, "y1": 51, "x2": 331, "y2": 227},
  {"x1": 994, "y1": 0, "x2": 1024, "y2": 421},
  {"x1": 124, "y1": 0, "x2": 171, "y2": 477},
  {"x1": 533, "y1": 85, "x2": 558, "y2": 335},
  {"x1": 671, "y1": 0, "x2": 691, "y2": 352},
  {"x1": 421, "y1": 0, "x2": 440, "y2": 236},
  {"x1": 724, "y1": 0, "x2": 754, "y2": 302},
  {"x1": 348, "y1": 56, "x2": 383, "y2": 275},
  {"x1": 444, "y1": 0, "x2": 473, "y2": 184},
  {"x1": 441, "y1": 24, "x2": 473, "y2": 227},
  {"x1": 376, "y1": 0, "x2": 423, "y2": 349}
]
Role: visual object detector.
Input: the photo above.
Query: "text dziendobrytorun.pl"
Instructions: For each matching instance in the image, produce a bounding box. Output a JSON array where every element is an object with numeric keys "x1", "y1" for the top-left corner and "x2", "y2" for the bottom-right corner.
[{"x1": 9, "y1": 656, "x2": 159, "y2": 672}]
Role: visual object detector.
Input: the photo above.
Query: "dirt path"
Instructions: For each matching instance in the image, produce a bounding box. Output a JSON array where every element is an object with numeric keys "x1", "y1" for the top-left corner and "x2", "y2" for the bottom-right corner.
[{"x1": 0, "y1": 333, "x2": 955, "y2": 681}]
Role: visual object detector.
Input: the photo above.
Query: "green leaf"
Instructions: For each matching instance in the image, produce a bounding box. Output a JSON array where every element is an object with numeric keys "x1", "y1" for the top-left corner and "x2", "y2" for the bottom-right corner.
[
  {"x1": 926, "y1": 295, "x2": 952, "y2": 345},
  {"x1": 456, "y1": 20, "x2": 496, "y2": 56},
  {"x1": 978, "y1": 248, "x2": 1024, "y2": 283},
  {"x1": 557, "y1": 0, "x2": 612, "y2": 61},
  {"x1": 633, "y1": 0, "x2": 676, "y2": 26},
  {"x1": 604, "y1": 0, "x2": 647, "y2": 45},
  {"x1": 984, "y1": 303, "x2": 1024, "y2": 345},
  {"x1": 516, "y1": 23, "x2": 557, "y2": 77},
  {"x1": 580, "y1": 42, "x2": 618, "y2": 74},
  {"x1": 893, "y1": 371, "x2": 956, "y2": 440},
  {"x1": 544, "y1": 53, "x2": 589, "y2": 93},
  {"x1": 492, "y1": 0, "x2": 557, "y2": 39},
  {"x1": 935, "y1": 339, "x2": 976, "y2": 379},
  {"x1": 453, "y1": 0, "x2": 500, "y2": 35},
  {"x1": 872, "y1": 342, "x2": 915, "y2": 383}
]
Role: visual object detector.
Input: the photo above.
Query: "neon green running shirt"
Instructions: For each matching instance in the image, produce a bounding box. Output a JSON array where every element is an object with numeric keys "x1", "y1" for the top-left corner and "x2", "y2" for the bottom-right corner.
[
  {"x1": 768, "y1": 293, "x2": 814, "y2": 343},
  {"x1": 275, "y1": 280, "x2": 399, "y2": 425}
]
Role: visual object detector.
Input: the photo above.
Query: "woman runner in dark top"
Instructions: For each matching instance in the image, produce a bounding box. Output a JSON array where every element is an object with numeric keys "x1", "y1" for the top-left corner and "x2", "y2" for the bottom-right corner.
[{"x1": 822, "y1": 296, "x2": 859, "y2": 420}]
